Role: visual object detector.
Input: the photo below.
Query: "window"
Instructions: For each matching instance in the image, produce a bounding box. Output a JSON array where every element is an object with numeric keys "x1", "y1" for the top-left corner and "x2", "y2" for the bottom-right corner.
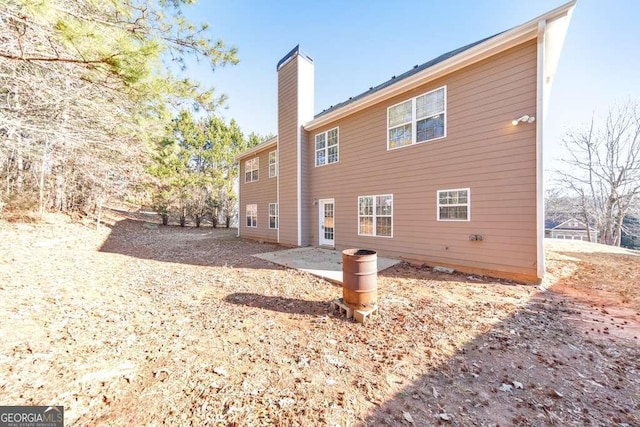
[
  {"x1": 388, "y1": 86, "x2": 446, "y2": 149},
  {"x1": 246, "y1": 204, "x2": 257, "y2": 227},
  {"x1": 245, "y1": 158, "x2": 259, "y2": 183},
  {"x1": 315, "y1": 127, "x2": 339, "y2": 166},
  {"x1": 269, "y1": 203, "x2": 278, "y2": 229},
  {"x1": 358, "y1": 194, "x2": 393, "y2": 237},
  {"x1": 437, "y1": 188, "x2": 469, "y2": 221},
  {"x1": 269, "y1": 150, "x2": 278, "y2": 178}
]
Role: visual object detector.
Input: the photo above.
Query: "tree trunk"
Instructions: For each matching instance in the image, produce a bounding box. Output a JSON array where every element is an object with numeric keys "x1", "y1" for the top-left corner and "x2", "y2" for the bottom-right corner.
[
  {"x1": 602, "y1": 197, "x2": 616, "y2": 245},
  {"x1": 96, "y1": 197, "x2": 103, "y2": 230},
  {"x1": 55, "y1": 172, "x2": 66, "y2": 212},
  {"x1": 38, "y1": 139, "x2": 49, "y2": 218},
  {"x1": 162, "y1": 214, "x2": 168, "y2": 226},
  {"x1": 195, "y1": 214, "x2": 201, "y2": 227},
  {"x1": 16, "y1": 153, "x2": 23, "y2": 194},
  {"x1": 180, "y1": 205, "x2": 187, "y2": 227},
  {"x1": 579, "y1": 199, "x2": 592, "y2": 242},
  {"x1": 613, "y1": 212, "x2": 625, "y2": 246}
]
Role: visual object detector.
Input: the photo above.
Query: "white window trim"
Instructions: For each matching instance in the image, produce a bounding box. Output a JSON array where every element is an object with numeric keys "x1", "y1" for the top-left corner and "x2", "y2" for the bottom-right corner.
[
  {"x1": 315, "y1": 127, "x2": 339, "y2": 167},
  {"x1": 268, "y1": 203, "x2": 278, "y2": 229},
  {"x1": 357, "y1": 194, "x2": 393, "y2": 238},
  {"x1": 246, "y1": 204, "x2": 257, "y2": 228},
  {"x1": 245, "y1": 157, "x2": 259, "y2": 183},
  {"x1": 268, "y1": 150, "x2": 278, "y2": 178},
  {"x1": 387, "y1": 85, "x2": 447, "y2": 150},
  {"x1": 437, "y1": 188, "x2": 470, "y2": 222}
]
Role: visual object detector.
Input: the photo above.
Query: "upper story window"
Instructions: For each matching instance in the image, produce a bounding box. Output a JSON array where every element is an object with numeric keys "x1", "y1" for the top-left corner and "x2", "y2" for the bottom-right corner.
[
  {"x1": 315, "y1": 127, "x2": 339, "y2": 167},
  {"x1": 269, "y1": 150, "x2": 278, "y2": 178},
  {"x1": 437, "y1": 188, "x2": 469, "y2": 221},
  {"x1": 245, "y1": 157, "x2": 259, "y2": 183},
  {"x1": 358, "y1": 194, "x2": 393, "y2": 237},
  {"x1": 388, "y1": 86, "x2": 446, "y2": 150}
]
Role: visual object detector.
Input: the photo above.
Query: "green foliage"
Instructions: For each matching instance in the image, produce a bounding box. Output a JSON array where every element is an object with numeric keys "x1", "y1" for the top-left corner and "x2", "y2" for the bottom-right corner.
[
  {"x1": 16, "y1": 0, "x2": 238, "y2": 111},
  {"x1": 1, "y1": 0, "x2": 239, "y2": 217},
  {"x1": 146, "y1": 109, "x2": 258, "y2": 226},
  {"x1": 248, "y1": 132, "x2": 275, "y2": 149},
  {"x1": 621, "y1": 216, "x2": 640, "y2": 249}
]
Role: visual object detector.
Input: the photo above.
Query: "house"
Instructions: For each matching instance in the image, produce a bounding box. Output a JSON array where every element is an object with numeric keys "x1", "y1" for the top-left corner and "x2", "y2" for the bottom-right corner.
[
  {"x1": 236, "y1": 1, "x2": 576, "y2": 283},
  {"x1": 545, "y1": 218, "x2": 599, "y2": 242}
]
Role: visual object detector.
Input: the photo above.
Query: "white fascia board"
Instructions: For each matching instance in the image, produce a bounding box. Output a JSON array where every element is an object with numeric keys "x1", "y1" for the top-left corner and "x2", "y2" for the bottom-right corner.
[{"x1": 303, "y1": 0, "x2": 576, "y2": 132}]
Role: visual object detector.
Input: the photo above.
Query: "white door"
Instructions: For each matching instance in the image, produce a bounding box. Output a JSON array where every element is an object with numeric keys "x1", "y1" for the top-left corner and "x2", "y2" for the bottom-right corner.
[{"x1": 319, "y1": 199, "x2": 335, "y2": 247}]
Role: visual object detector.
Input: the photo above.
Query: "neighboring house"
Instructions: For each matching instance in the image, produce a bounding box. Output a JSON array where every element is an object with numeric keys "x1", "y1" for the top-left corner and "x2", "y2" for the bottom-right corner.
[
  {"x1": 545, "y1": 218, "x2": 599, "y2": 242},
  {"x1": 236, "y1": 1, "x2": 576, "y2": 283}
]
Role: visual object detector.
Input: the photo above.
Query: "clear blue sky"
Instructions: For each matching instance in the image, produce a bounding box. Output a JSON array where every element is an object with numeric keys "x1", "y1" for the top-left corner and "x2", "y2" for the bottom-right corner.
[{"x1": 184, "y1": 0, "x2": 639, "y2": 174}]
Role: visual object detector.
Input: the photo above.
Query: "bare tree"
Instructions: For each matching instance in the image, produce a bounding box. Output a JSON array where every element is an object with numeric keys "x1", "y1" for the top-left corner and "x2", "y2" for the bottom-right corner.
[
  {"x1": 557, "y1": 101, "x2": 640, "y2": 246},
  {"x1": 0, "y1": 0, "x2": 237, "y2": 220}
]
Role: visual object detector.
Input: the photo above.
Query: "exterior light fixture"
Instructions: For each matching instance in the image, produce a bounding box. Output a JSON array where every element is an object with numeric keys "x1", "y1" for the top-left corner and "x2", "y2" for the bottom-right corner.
[{"x1": 512, "y1": 115, "x2": 536, "y2": 125}]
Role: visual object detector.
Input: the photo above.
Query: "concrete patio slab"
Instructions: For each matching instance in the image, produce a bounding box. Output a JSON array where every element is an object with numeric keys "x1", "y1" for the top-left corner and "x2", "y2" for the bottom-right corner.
[{"x1": 253, "y1": 247, "x2": 401, "y2": 284}]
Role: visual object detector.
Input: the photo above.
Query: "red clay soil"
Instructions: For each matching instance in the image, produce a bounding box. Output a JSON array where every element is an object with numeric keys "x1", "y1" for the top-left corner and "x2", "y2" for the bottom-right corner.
[{"x1": 0, "y1": 210, "x2": 638, "y2": 426}]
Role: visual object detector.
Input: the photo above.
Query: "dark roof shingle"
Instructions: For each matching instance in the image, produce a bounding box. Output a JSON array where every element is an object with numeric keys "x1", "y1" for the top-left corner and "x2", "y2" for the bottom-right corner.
[{"x1": 314, "y1": 32, "x2": 503, "y2": 119}]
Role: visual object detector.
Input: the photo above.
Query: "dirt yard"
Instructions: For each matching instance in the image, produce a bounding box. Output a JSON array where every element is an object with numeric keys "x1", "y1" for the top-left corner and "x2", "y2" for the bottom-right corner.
[{"x1": 1, "y1": 210, "x2": 638, "y2": 426}]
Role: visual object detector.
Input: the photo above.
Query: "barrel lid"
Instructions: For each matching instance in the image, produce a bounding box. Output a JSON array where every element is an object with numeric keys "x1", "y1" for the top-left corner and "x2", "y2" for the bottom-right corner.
[{"x1": 343, "y1": 249, "x2": 377, "y2": 257}]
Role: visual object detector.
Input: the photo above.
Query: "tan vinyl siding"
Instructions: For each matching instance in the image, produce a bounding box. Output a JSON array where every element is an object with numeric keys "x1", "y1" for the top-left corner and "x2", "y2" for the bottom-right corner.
[
  {"x1": 277, "y1": 58, "x2": 299, "y2": 246},
  {"x1": 238, "y1": 148, "x2": 277, "y2": 242},
  {"x1": 306, "y1": 40, "x2": 539, "y2": 281}
]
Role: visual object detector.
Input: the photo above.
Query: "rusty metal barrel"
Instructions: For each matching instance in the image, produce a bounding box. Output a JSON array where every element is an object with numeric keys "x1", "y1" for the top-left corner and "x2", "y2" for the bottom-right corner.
[{"x1": 342, "y1": 249, "x2": 378, "y2": 310}]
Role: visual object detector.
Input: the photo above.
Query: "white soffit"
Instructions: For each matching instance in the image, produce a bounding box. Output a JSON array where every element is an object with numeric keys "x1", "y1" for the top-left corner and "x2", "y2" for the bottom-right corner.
[{"x1": 543, "y1": 9, "x2": 575, "y2": 115}]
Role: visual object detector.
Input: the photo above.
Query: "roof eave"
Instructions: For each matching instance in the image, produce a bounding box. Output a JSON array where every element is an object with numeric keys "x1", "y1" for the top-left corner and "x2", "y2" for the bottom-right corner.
[
  {"x1": 303, "y1": 0, "x2": 576, "y2": 132},
  {"x1": 235, "y1": 136, "x2": 278, "y2": 161}
]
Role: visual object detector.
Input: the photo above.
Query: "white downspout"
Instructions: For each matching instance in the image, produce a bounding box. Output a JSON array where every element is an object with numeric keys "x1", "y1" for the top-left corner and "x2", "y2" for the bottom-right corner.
[{"x1": 236, "y1": 160, "x2": 240, "y2": 238}]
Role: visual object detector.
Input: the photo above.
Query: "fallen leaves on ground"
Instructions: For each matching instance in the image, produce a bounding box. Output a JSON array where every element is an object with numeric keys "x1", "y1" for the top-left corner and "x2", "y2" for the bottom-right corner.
[{"x1": 0, "y1": 210, "x2": 638, "y2": 425}]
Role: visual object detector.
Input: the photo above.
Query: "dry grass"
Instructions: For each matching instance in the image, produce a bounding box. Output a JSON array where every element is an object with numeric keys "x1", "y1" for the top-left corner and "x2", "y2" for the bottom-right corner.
[
  {"x1": 0, "y1": 210, "x2": 638, "y2": 425},
  {"x1": 546, "y1": 239, "x2": 640, "y2": 310}
]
